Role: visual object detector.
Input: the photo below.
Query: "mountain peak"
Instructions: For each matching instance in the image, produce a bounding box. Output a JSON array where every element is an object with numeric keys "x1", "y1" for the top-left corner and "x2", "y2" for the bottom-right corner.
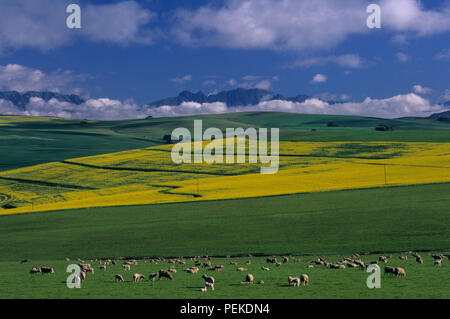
[{"x1": 0, "y1": 91, "x2": 85, "y2": 109}]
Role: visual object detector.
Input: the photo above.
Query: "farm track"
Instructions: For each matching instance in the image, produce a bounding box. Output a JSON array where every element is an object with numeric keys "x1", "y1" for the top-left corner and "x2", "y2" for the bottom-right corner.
[{"x1": 61, "y1": 160, "x2": 237, "y2": 176}]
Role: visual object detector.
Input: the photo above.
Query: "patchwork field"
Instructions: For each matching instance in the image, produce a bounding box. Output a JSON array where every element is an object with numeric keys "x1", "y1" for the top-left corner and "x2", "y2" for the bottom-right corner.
[{"x1": 1, "y1": 112, "x2": 449, "y2": 299}]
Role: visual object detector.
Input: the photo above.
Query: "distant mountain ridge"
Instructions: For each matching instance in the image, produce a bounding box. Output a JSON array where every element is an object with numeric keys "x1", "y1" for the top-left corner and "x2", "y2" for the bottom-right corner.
[
  {"x1": 0, "y1": 91, "x2": 85, "y2": 109},
  {"x1": 148, "y1": 88, "x2": 313, "y2": 107}
]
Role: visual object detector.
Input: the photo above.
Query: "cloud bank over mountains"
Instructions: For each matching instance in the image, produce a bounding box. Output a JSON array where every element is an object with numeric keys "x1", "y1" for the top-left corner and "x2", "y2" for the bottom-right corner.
[{"x1": 0, "y1": 91, "x2": 446, "y2": 120}]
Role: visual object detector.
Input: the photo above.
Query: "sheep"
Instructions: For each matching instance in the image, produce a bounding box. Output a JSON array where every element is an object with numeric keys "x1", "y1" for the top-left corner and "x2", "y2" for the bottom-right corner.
[
  {"x1": 275, "y1": 262, "x2": 282, "y2": 267},
  {"x1": 300, "y1": 274, "x2": 309, "y2": 286},
  {"x1": 432, "y1": 254, "x2": 443, "y2": 260},
  {"x1": 434, "y1": 259, "x2": 442, "y2": 267},
  {"x1": 230, "y1": 261, "x2": 238, "y2": 266},
  {"x1": 347, "y1": 263, "x2": 359, "y2": 268},
  {"x1": 384, "y1": 266, "x2": 396, "y2": 276},
  {"x1": 241, "y1": 274, "x2": 254, "y2": 284},
  {"x1": 115, "y1": 274, "x2": 124, "y2": 282},
  {"x1": 379, "y1": 256, "x2": 388, "y2": 263},
  {"x1": 168, "y1": 267, "x2": 177, "y2": 273},
  {"x1": 394, "y1": 267, "x2": 406, "y2": 277},
  {"x1": 399, "y1": 256, "x2": 407, "y2": 260},
  {"x1": 202, "y1": 274, "x2": 215, "y2": 285},
  {"x1": 122, "y1": 265, "x2": 131, "y2": 271},
  {"x1": 258, "y1": 280, "x2": 264, "y2": 285},
  {"x1": 266, "y1": 257, "x2": 277, "y2": 264},
  {"x1": 78, "y1": 263, "x2": 92, "y2": 272},
  {"x1": 416, "y1": 256, "x2": 423, "y2": 264},
  {"x1": 261, "y1": 266, "x2": 270, "y2": 271},
  {"x1": 158, "y1": 269, "x2": 173, "y2": 280},
  {"x1": 185, "y1": 267, "x2": 200, "y2": 274},
  {"x1": 133, "y1": 273, "x2": 145, "y2": 282},
  {"x1": 283, "y1": 257, "x2": 289, "y2": 263},
  {"x1": 41, "y1": 267, "x2": 55, "y2": 274},
  {"x1": 354, "y1": 260, "x2": 365, "y2": 269},
  {"x1": 200, "y1": 287, "x2": 208, "y2": 292},
  {"x1": 29, "y1": 267, "x2": 41, "y2": 274},
  {"x1": 205, "y1": 282, "x2": 215, "y2": 291},
  {"x1": 330, "y1": 264, "x2": 345, "y2": 269},
  {"x1": 98, "y1": 265, "x2": 107, "y2": 271},
  {"x1": 306, "y1": 265, "x2": 314, "y2": 269},
  {"x1": 148, "y1": 273, "x2": 158, "y2": 281},
  {"x1": 288, "y1": 276, "x2": 300, "y2": 287},
  {"x1": 236, "y1": 267, "x2": 247, "y2": 272}
]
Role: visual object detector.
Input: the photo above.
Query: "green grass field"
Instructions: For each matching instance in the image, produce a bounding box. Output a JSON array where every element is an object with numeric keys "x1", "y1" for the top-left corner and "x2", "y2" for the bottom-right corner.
[{"x1": 0, "y1": 112, "x2": 449, "y2": 299}]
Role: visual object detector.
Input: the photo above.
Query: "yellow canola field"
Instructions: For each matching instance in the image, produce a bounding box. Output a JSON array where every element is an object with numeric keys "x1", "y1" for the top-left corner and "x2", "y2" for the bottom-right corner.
[{"x1": 0, "y1": 141, "x2": 449, "y2": 215}]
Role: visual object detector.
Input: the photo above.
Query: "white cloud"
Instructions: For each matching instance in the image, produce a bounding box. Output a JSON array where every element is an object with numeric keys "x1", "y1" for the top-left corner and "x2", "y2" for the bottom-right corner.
[
  {"x1": 380, "y1": 0, "x2": 450, "y2": 36},
  {"x1": 311, "y1": 74, "x2": 327, "y2": 83},
  {"x1": 295, "y1": 54, "x2": 364, "y2": 68},
  {"x1": 173, "y1": 0, "x2": 368, "y2": 51},
  {"x1": 170, "y1": 75, "x2": 192, "y2": 84},
  {"x1": 442, "y1": 90, "x2": 450, "y2": 102},
  {"x1": 0, "y1": 64, "x2": 87, "y2": 93},
  {"x1": 173, "y1": 0, "x2": 450, "y2": 52},
  {"x1": 0, "y1": 97, "x2": 145, "y2": 120},
  {"x1": 0, "y1": 0, "x2": 155, "y2": 51},
  {"x1": 396, "y1": 52, "x2": 410, "y2": 62},
  {"x1": 413, "y1": 85, "x2": 431, "y2": 95},
  {"x1": 148, "y1": 93, "x2": 445, "y2": 119}
]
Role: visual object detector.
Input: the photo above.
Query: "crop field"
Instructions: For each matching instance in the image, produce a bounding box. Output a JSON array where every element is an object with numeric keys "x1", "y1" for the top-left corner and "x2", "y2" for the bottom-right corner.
[
  {"x1": 0, "y1": 112, "x2": 449, "y2": 299},
  {"x1": 0, "y1": 139, "x2": 449, "y2": 214}
]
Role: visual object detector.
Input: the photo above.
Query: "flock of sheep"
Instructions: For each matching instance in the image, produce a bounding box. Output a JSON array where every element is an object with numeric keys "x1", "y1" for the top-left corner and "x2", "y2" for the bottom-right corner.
[{"x1": 27, "y1": 251, "x2": 449, "y2": 292}]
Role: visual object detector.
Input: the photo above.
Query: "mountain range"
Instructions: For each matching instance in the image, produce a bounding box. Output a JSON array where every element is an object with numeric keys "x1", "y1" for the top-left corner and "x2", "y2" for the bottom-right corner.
[
  {"x1": 147, "y1": 88, "x2": 312, "y2": 107},
  {"x1": 0, "y1": 91, "x2": 85, "y2": 109}
]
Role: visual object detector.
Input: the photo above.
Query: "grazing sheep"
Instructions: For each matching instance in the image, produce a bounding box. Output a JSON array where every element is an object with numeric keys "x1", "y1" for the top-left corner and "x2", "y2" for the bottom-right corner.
[
  {"x1": 168, "y1": 267, "x2": 177, "y2": 273},
  {"x1": 200, "y1": 287, "x2": 208, "y2": 292},
  {"x1": 202, "y1": 274, "x2": 215, "y2": 291},
  {"x1": 148, "y1": 273, "x2": 157, "y2": 281},
  {"x1": 158, "y1": 269, "x2": 173, "y2": 280},
  {"x1": 394, "y1": 267, "x2": 406, "y2": 277},
  {"x1": 133, "y1": 273, "x2": 145, "y2": 282},
  {"x1": 29, "y1": 267, "x2": 41, "y2": 274},
  {"x1": 115, "y1": 274, "x2": 124, "y2": 282},
  {"x1": 261, "y1": 266, "x2": 270, "y2": 271},
  {"x1": 354, "y1": 260, "x2": 365, "y2": 269},
  {"x1": 236, "y1": 267, "x2": 247, "y2": 272},
  {"x1": 266, "y1": 257, "x2": 277, "y2": 264},
  {"x1": 258, "y1": 280, "x2": 264, "y2": 285},
  {"x1": 300, "y1": 274, "x2": 309, "y2": 286},
  {"x1": 78, "y1": 263, "x2": 92, "y2": 272},
  {"x1": 41, "y1": 267, "x2": 55, "y2": 274},
  {"x1": 307, "y1": 265, "x2": 314, "y2": 269},
  {"x1": 384, "y1": 266, "x2": 396, "y2": 276},
  {"x1": 275, "y1": 262, "x2": 282, "y2": 267},
  {"x1": 399, "y1": 256, "x2": 407, "y2": 260},
  {"x1": 347, "y1": 263, "x2": 359, "y2": 268},
  {"x1": 353, "y1": 254, "x2": 360, "y2": 259},
  {"x1": 122, "y1": 265, "x2": 131, "y2": 271},
  {"x1": 379, "y1": 256, "x2": 388, "y2": 263},
  {"x1": 98, "y1": 265, "x2": 106, "y2": 271},
  {"x1": 435, "y1": 259, "x2": 442, "y2": 267},
  {"x1": 230, "y1": 261, "x2": 238, "y2": 266},
  {"x1": 416, "y1": 256, "x2": 423, "y2": 264},
  {"x1": 432, "y1": 254, "x2": 443, "y2": 260},
  {"x1": 241, "y1": 274, "x2": 254, "y2": 284},
  {"x1": 283, "y1": 257, "x2": 289, "y2": 263},
  {"x1": 288, "y1": 276, "x2": 300, "y2": 287},
  {"x1": 330, "y1": 264, "x2": 345, "y2": 269}
]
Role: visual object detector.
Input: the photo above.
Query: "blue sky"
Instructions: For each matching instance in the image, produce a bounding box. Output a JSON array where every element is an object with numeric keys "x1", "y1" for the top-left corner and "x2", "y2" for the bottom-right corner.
[{"x1": 0, "y1": 0, "x2": 449, "y2": 119}]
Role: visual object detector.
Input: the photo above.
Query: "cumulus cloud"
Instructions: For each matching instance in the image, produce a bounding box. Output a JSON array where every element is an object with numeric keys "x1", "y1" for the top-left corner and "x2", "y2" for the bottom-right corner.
[
  {"x1": 0, "y1": 97, "x2": 145, "y2": 120},
  {"x1": 0, "y1": 64, "x2": 88, "y2": 93},
  {"x1": 311, "y1": 74, "x2": 327, "y2": 83},
  {"x1": 147, "y1": 93, "x2": 445, "y2": 119},
  {"x1": 413, "y1": 85, "x2": 431, "y2": 95},
  {"x1": 170, "y1": 75, "x2": 192, "y2": 84},
  {"x1": 173, "y1": 0, "x2": 450, "y2": 52},
  {"x1": 295, "y1": 54, "x2": 364, "y2": 68},
  {"x1": 0, "y1": 0, "x2": 155, "y2": 51}
]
